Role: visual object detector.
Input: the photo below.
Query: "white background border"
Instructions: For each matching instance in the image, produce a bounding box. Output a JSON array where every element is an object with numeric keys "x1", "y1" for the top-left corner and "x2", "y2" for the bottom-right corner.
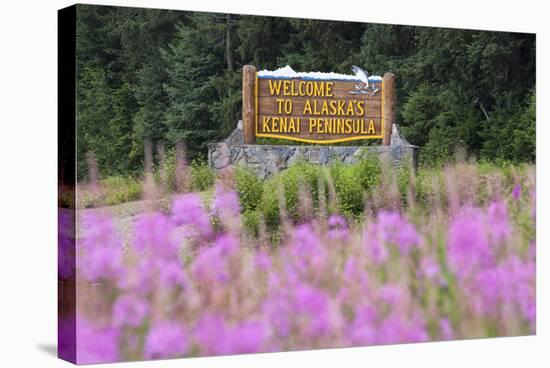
[{"x1": 0, "y1": 0, "x2": 546, "y2": 367}]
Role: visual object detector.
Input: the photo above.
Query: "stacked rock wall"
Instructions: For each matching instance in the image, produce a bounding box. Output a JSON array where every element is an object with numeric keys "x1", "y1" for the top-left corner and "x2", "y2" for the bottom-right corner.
[{"x1": 208, "y1": 122, "x2": 417, "y2": 179}]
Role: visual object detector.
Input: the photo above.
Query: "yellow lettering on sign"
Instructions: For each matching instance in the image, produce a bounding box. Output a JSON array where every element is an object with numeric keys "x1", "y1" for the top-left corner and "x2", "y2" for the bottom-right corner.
[
  {"x1": 306, "y1": 82, "x2": 314, "y2": 96},
  {"x1": 337, "y1": 101, "x2": 346, "y2": 115},
  {"x1": 345, "y1": 119, "x2": 352, "y2": 133},
  {"x1": 283, "y1": 80, "x2": 291, "y2": 95},
  {"x1": 321, "y1": 101, "x2": 329, "y2": 115},
  {"x1": 276, "y1": 99, "x2": 284, "y2": 114},
  {"x1": 314, "y1": 83, "x2": 324, "y2": 97},
  {"x1": 268, "y1": 80, "x2": 282, "y2": 95},
  {"x1": 262, "y1": 117, "x2": 271, "y2": 133},
  {"x1": 330, "y1": 100, "x2": 337, "y2": 115},
  {"x1": 326, "y1": 82, "x2": 333, "y2": 97},
  {"x1": 299, "y1": 81, "x2": 306, "y2": 96},
  {"x1": 303, "y1": 100, "x2": 312, "y2": 115},
  {"x1": 346, "y1": 102, "x2": 355, "y2": 116},
  {"x1": 309, "y1": 118, "x2": 317, "y2": 133},
  {"x1": 357, "y1": 101, "x2": 365, "y2": 115},
  {"x1": 279, "y1": 117, "x2": 287, "y2": 132},
  {"x1": 337, "y1": 118, "x2": 345, "y2": 133},
  {"x1": 352, "y1": 119, "x2": 360, "y2": 134},
  {"x1": 273, "y1": 117, "x2": 280, "y2": 132},
  {"x1": 368, "y1": 119, "x2": 375, "y2": 134},
  {"x1": 259, "y1": 78, "x2": 382, "y2": 142}
]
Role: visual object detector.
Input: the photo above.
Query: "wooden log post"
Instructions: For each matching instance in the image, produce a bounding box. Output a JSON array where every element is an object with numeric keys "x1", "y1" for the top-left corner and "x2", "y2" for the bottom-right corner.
[
  {"x1": 242, "y1": 65, "x2": 257, "y2": 144},
  {"x1": 382, "y1": 72, "x2": 395, "y2": 146}
]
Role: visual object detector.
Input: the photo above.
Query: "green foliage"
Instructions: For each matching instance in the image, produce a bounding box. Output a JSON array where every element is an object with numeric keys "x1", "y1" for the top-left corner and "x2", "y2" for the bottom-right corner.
[
  {"x1": 242, "y1": 209, "x2": 261, "y2": 236},
  {"x1": 78, "y1": 176, "x2": 142, "y2": 208},
  {"x1": 76, "y1": 4, "x2": 536, "y2": 179},
  {"x1": 330, "y1": 157, "x2": 381, "y2": 216},
  {"x1": 76, "y1": 66, "x2": 115, "y2": 180},
  {"x1": 102, "y1": 176, "x2": 142, "y2": 206},
  {"x1": 259, "y1": 180, "x2": 281, "y2": 230},
  {"x1": 234, "y1": 166, "x2": 263, "y2": 211},
  {"x1": 236, "y1": 158, "x2": 382, "y2": 231},
  {"x1": 277, "y1": 162, "x2": 323, "y2": 221},
  {"x1": 479, "y1": 90, "x2": 536, "y2": 163},
  {"x1": 189, "y1": 158, "x2": 215, "y2": 192}
]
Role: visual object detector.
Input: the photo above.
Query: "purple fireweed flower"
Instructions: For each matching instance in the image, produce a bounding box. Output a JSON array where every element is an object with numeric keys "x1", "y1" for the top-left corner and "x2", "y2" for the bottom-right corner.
[
  {"x1": 80, "y1": 246, "x2": 124, "y2": 282},
  {"x1": 486, "y1": 200, "x2": 512, "y2": 244},
  {"x1": 254, "y1": 250, "x2": 272, "y2": 271},
  {"x1": 194, "y1": 313, "x2": 228, "y2": 355},
  {"x1": 212, "y1": 185, "x2": 241, "y2": 218},
  {"x1": 214, "y1": 233, "x2": 239, "y2": 256},
  {"x1": 225, "y1": 321, "x2": 265, "y2": 354},
  {"x1": 79, "y1": 213, "x2": 125, "y2": 282},
  {"x1": 328, "y1": 214, "x2": 350, "y2": 241},
  {"x1": 347, "y1": 305, "x2": 377, "y2": 345},
  {"x1": 191, "y1": 245, "x2": 230, "y2": 284},
  {"x1": 76, "y1": 317, "x2": 120, "y2": 364},
  {"x1": 363, "y1": 212, "x2": 421, "y2": 264},
  {"x1": 282, "y1": 264, "x2": 300, "y2": 287},
  {"x1": 377, "y1": 211, "x2": 421, "y2": 254},
  {"x1": 144, "y1": 321, "x2": 188, "y2": 359},
  {"x1": 189, "y1": 234, "x2": 239, "y2": 285},
  {"x1": 290, "y1": 224, "x2": 327, "y2": 273},
  {"x1": 112, "y1": 294, "x2": 149, "y2": 328},
  {"x1": 171, "y1": 193, "x2": 212, "y2": 235},
  {"x1": 133, "y1": 212, "x2": 179, "y2": 258},
  {"x1": 465, "y1": 255, "x2": 535, "y2": 320},
  {"x1": 469, "y1": 266, "x2": 505, "y2": 315},
  {"x1": 363, "y1": 225, "x2": 389, "y2": 265},
  {"x1": 447, "y1": 206, "x2": 493, "y2": 279},
  {"x1": 512, "y1": 183, "x2": 522, "y2": 200},
  {"x1": 291, "y1": 224, "x2": 322, "y2": 257},
  {"x1": 439, "y1": 318, "x2": 454, "y2": 340},
  {"x1": 343, "y1": 257, "x2": 369, "y2": 285},
  {"x1": 376, "y1": 313, "x2": 428, "y2": 345},
  {"x1": 339, "y1": 258, "x2": 371, "y2": 304},
  {"x1": 118, "y1": 257, "x2": 155, "y2": 295},
  {"x1": 80, "y1": 213, "x2": 121, "y2": 251},
  {"x1": 501, "y1": 256, "x2": 535, "y2": 324},
  {"x1": 293, "y1": 284, "x2": 331, "y2": 337},
  {"x1": 419, "y1": 256, "x2": 440, "y2": 280},
  {"x1": 378, "y1": 284, "x2": 408, "y2": 308},
  {"x1": 194, "y1": 313, "x2": 265, "y2": 355},
  {"x1": 262, "y1": 295, "x2": 293, "y2": 338},
  {"x1": 158, "y1": 260, "x2": 188, "y2": 290}
]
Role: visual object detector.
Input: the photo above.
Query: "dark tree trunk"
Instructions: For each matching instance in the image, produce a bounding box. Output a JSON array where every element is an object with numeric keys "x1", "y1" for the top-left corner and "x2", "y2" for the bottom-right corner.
[{"x1": 226, "y1": 14, "x2": 234, "y2": 72}]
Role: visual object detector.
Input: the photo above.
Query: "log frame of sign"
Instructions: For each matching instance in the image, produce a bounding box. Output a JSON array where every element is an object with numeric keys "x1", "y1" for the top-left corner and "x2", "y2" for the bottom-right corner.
[
  {"x1": 243, "y1": 65, "x2": 257, "y2": 144},
  {"x1": 382, "y1": 72, "x2": 395, "y2": 146},
  {"x1": 242, "y1": 65, "x2": 395, "y2": 146}
]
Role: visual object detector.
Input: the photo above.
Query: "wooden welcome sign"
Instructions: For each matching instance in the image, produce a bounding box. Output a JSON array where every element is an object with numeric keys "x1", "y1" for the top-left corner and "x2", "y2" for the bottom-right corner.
[{"x1": 242, "y1": 65, "x2": 395, "y2": 145}]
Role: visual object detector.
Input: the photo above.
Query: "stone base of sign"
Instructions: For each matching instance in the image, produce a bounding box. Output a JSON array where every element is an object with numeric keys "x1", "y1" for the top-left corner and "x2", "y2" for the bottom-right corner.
[{"x1": 208, "y1": 122, "x2": 418, "y2": 179}]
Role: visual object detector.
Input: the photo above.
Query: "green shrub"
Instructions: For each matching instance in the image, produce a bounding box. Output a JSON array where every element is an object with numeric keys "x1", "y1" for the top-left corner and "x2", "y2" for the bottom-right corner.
[
  {"x1": 260, "y1": 180, "x2": 281, "y2": 230},
  {"x1": 190, "y1": 158, "x2": 215, "y2": 191},
  {"x1": 242, "y1": 209, "x2": 260, "y2": 235},
  {"x1": 102, "y1": 176, "x2": 142, "y2": 206},
  {"x1": 329, "y1": 155, "x2": 382, "y2": 216},
  {"x1": 276, "y1": 162, "x2": 322, "y2": 221},
  {"x1": 156, "y1": 148, "x2": 177, "y2": 192},
  {"x1": 250, "y1": 157, "x2": 382, "y2": 229},
  {"x1": 234, "y1": 166, "x2": 263, "y2": 211}
]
